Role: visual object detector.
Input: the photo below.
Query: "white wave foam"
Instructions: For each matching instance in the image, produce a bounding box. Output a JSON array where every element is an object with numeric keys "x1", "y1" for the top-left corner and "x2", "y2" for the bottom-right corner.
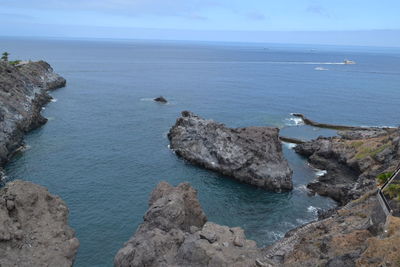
[
  {"x1": 296, "y1": 218, "x2": 310, "y2": 224},
  {"x1": 315, "y1": 170, "x2": 327, "y2": 177},
  {"x1": 294, "y1": 184, "x2": 309, "y2": 193},
  {"x1": 307, "y1": 206, "x2": 318, "y2": 214},
  {"x1": 285, "y1": 117, "x2": 304, "y2": 126},
  {"x1": 51, "y1": 98, "x2": 58, "y2": 102},
  {"x1": 283, "y1": 142, "x2": 297, "y2": 149},
  {"x1": 20, "y1": 145, "x2": 31, "y2": 152}
]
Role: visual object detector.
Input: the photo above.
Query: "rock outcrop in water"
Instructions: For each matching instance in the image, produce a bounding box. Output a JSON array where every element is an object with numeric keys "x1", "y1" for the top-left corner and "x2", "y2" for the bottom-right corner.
[
  {"x1": 0, "y1": 180, "x2": 79, "y2": 266},
  {"x1": 154, "y1": 96, "x2": 167, "y2": 103},
  {"x1": 294, "y1": 128, "x2": 400, "y2": 204},
  {"x1": 168, "y1": 111, "x2": 293, "y2": 191},
  {"x1": 114, "y1": 182, "x2": 263, "y2": 267},
  {"x1": 0, "y1": 61, "x2": 66, "y2": 180}
]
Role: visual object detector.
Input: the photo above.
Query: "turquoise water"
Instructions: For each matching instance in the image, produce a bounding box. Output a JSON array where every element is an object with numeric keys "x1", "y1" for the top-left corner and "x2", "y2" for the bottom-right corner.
[{"x1": 2, "y1": 38, "x2": 400, "y2": 266}]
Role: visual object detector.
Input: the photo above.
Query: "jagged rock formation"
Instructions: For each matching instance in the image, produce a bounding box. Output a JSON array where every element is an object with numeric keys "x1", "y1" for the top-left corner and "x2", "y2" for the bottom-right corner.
[
  {"x1": 0, "y1": 61, "x2": 65, "y2": 180},
  {"x1": 114, "y1": 182, "x2": 263, "y2": 267},
  {"x1": 294, "y1": 128, "x2": 400, "y2": 204},
  {"x1": 116, "y1": 182, "x2": 399, "y2": 266},
  {"x1": 0, "y1": 180, "x2": 79, "y2": 266},
  {"x1": 168, "y1": 111, "x2": 293, "y2": 191}
]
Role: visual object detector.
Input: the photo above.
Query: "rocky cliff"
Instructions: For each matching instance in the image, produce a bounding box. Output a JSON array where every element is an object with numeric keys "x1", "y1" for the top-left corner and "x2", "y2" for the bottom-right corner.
[
  {"x1": 0, "y1": 61, "x2": 78, "y2": 266},
  {"x1": 0, "y1": 180, "x2": 79, "y2": 266},
  {"x1": 294, "y1": 128, "x2": 400, "y2": 204},
  {"x1": 168, "y1": 111, "x2": 293, "y2": 191},
  {"x1": 262, "y1": 189, "x2": 400, "y2": 266},
  {"x1": 114, "y1": 182, "x2": 264, "y2": 267},
  {"x1": 0, "y1": 60, "x2": 66, "y2": 180}
]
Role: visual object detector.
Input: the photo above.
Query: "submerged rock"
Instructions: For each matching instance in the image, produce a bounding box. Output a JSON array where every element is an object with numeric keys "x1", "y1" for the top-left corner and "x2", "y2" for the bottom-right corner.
[
  {"x1": 114, "y1": 182, "x2": 263, "y2": 267},
  {"x1": 154, "y1": 96, "x2": 167, "y2": 103},
  {"x1": 295, "y1": 128, "x2": 400, "y2": 204},
  {"x1": 0, "y1": 61, "x2": 66, "y2": 179},
  {"x1": 0, "y1": 180, "x2": 79, "y2": 266},
  {"x1": 168, "y1": 111, "x2": 293, "y2": 191}
]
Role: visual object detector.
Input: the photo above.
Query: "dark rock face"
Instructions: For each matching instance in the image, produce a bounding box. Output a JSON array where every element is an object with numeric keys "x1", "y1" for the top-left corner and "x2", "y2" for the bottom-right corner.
[
  {"x1": 114, "y1": 182, "x2": 263, "y2": 267},
  {"x1": 168, "y1": 111, "x2": 293, "y2": 191},
  {"x1": 295, "y1": 128, "x2": 400, "y2": 205},
  {"x1": 0, "y1": 180, "x2": 79, "y2": 266},
  {"x1": 0, "y1": 61, "x2": 66, "y2": 179},
  {"x1": 154, "y1": 96, "x2": 167, "y2": 103}
]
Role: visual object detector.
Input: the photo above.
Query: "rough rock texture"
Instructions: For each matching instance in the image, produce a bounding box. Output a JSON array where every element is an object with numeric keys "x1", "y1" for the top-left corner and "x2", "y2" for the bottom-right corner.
[
  {"x1": 0, "y1": 61, "x2": 65, "y2": 180},
  {"x1": 168, "y1": 111, "x2": 293, "y2": 191},
  {"x1": 116, "y1": 182, "x2": 399, "y2": 266},
  {"x1": 0, "y1": 180, "x2": 79, "y2": 266},
  {"x1": 114, "y1": 182, "x2": 263, "y2": 267},
  {"x1": 262, "y1": 190, "x2": 399, "y2": 266},
  {"x1": 294, "y1": 128, "x2": 400, "y2": 204}
]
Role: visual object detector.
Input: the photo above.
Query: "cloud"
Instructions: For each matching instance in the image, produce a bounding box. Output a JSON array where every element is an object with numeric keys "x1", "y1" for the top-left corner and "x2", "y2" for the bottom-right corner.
[
  {"x1": 246, "y1": 12, "x2": 266, "y2": 21},
  {"x1": 306, "y1": 4, "x2": 330, "y2": 17},
  {"x1": 0, "y1": 0, "x2": 219, "y2": 18},
  {"x1": 0, "y1": 13, "x2": 35, "y2": 22}
]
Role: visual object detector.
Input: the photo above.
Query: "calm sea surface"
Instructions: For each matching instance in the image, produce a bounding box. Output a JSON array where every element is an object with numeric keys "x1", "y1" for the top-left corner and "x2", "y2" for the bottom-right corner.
[{"x1": 1, "y1": 37, "x2": 400, "y2": 266}]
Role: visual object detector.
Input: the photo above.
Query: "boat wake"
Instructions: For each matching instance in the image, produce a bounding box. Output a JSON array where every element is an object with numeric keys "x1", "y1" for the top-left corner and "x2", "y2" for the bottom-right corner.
[
  {"x1": 140, "y1": 98, "x2": 154, "y2": 102},
  {"x1": 314, "y1": 67, "x2": 329, "y2": 71}
]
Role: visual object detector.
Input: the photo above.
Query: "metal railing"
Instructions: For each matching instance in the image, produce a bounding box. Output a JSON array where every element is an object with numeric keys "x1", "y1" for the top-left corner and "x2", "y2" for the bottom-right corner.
[{"x1": 377, "y1": 164, "x2": 400, "y2": 217}]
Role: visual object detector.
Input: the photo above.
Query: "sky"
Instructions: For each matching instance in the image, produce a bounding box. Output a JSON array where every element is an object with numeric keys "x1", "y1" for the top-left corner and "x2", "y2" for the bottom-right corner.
[{"x1": 1, "y1": 0, "x2": 400, "y2": 46}]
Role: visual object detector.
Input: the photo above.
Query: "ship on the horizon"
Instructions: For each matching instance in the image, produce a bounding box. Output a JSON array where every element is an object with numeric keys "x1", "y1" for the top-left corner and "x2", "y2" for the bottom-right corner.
[{"x1": 343, "y1": 59, "x2": 356, "y2": 64}]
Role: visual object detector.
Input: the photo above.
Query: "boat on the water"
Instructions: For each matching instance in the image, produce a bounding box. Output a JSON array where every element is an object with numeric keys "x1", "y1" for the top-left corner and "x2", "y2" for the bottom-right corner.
[{"x1": 344, "y1": 59, "x2": 356, "y2": 64}]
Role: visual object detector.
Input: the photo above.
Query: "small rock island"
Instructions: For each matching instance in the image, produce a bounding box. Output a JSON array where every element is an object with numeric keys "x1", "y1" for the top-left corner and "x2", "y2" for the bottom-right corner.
[
  {"x1": 168, "y1": 111, "x2": 293, "y2": 191},
  {"x1": 154, "y1": 96, "x2": 168, "y2": 103}
]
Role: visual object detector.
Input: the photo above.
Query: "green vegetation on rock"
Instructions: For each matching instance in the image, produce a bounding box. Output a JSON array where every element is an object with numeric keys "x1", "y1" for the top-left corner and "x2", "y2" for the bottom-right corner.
[
  {"x1": 355, "y1": 143, "x2": 391, "y2": 160},
  {"x1": 376, "y1": 172, "x2": 393, "y2": 185},
  {"x1": 384, "y1": 184, "x2": 400, "y2": 200}
]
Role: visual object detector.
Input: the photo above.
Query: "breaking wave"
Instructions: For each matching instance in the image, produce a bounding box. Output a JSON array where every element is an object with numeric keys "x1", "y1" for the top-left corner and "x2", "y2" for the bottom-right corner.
[
  {"x1": 285, "y1": 116, "x2": 304, "y2": 126},
  {"x1": 315, "y1": 170, "x2": 327, "y2": 177}
]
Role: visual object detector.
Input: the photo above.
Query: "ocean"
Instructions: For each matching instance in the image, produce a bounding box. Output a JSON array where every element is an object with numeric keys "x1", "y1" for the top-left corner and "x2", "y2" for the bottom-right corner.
[{"x1": 1, "y1": 37, "x2": 400, "y2": 266}]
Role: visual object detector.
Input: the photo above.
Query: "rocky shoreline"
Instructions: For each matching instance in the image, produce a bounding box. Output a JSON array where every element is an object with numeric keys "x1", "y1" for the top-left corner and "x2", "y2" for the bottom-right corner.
[
  {"x1": 0, "y1": 61, "x2": 66, "y2": 181},
  {"x1": 115, "y1": 182, "x2": 399, "y2": 266},
  {"x1": 168, "y1": 111, "x2": 293, "y2": 191},
  {"x1": 0, "y1": 60, "x2": 78, "y2": 266},
  {"x1": 116, "y1": 114, "x2": 400, "y2": 266},
  {"x1": 294, "y1": 127, "x2": 400, "y2": 205},
  {"x1": 2, "y1": 58, "x2": 399, "y2": 266}
]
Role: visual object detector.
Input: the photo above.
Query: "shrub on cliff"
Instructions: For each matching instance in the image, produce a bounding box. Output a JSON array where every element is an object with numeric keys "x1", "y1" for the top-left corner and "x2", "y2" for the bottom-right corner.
[
  {"x1": 1, "y1": 52, "x2": 9, "y2": 62},
  {"x1": 376, "y1": 172, "x2": 393, "y2": 186},
  {"x1": 384, "y1": 184, "x2": 400, "y2": 200}
]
